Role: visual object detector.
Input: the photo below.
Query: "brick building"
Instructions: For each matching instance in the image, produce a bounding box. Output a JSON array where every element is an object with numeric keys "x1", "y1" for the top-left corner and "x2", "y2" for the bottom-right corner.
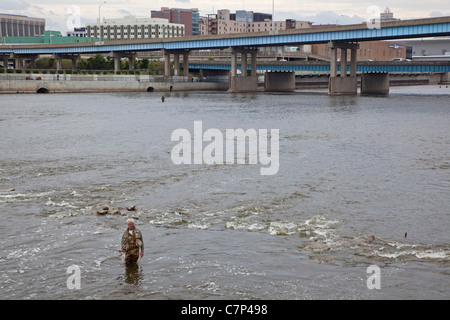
[
  {"x1": 151, "y1": 7, "x2": 199, "y2": 36},
  {"x1": 199, "y1": 9, "x2": 312, "y2": 35}
]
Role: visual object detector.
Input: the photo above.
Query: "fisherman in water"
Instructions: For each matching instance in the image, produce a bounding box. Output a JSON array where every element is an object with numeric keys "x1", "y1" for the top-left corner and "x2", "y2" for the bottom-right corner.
[{"x1": 118, "y1": 218, "x2": 144, "y2": 266}]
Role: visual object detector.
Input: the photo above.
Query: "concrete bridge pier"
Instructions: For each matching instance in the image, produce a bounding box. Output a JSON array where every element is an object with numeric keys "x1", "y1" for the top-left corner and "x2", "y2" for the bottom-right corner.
[
  {"x1": 12, "y1": 54, "x2": 39, "y2": 70},
  {"x1": 53, "y1": 54, "x2": 81, "y2": 70},
  {"x1": 1, "y1": 54, "x2": 14, "y2": 69},
  {"x1": 183, "y1": 51, "x2": 190, "y2": 78},
  {"x1": 0, "y1": 54, "x2": 9, "y2": 69},
  {"x1": 113, "y1": 52, "x2": 121, "y2": 73},
  {"x1": 162, "y1": 49, "x2": 190, "y2": 79},
  {"x1": 113, "y1": 52, "x2": 137, "y2": 72},
  {"x1": 440, "y1": 72, "x2": 450, "y2": 84},
  {"x1": 54, "y1": 54, "x2": 62, "y2": 71},
  {"x1": 264, "y1": 71, "x2": 295, "y2": 92},
  {"x1": 328, "y1": 41, "x2": 359, "y2": 95},
  {"x1": 8, "y1": 53, "x2": 29, "y2": 70},
  {"x1": 128, "y1": 53, "x2": 137, "y2": 70},
  {"x1": 228, "y1": 47, "x2": 258, "y2": 93},
  {"x1": 10, "y1": 54, "x2": 19, "y2": 69},
  {"x1": 361, "y1": 73, "x2": 390, "y2": 94},
  {"x1": 173, "y1": 53, "x2": 179, "y2": 76},
  {"x1": 1, "y1": 58, "x2": 7, "y2": 69}
]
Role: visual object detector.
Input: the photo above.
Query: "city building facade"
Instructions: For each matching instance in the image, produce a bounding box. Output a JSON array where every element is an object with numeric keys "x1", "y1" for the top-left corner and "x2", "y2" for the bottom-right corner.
[
  {"x1": 151, "y1": 7, "x2": 199, "y2": 36},
  {"x1": 398, "y1": 37, "x2": 450, "y2": 60},
  {"x1": 86, "y1": 16, "x2": 184, "y2": 41},
  {"x1": 0, "y1": 13, "x2": 45, "y2": 37},
  {"x1": 199, "y1": 9, "x2": 312, "y2": 35}
]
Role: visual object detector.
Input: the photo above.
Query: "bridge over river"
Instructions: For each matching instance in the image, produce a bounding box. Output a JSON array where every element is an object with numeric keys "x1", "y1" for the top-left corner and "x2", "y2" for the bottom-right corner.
[{"x1": 1, "y1": 16, "x2": 450, "y2": 94}]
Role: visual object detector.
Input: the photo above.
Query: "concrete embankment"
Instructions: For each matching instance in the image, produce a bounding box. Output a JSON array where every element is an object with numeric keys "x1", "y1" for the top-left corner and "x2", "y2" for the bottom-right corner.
[
  {"x1": 294, "y1": 73, "x2": 447, "y2": 89},
  {"x1": 1, "y1": 72, "x2": 447, "y2": 93},
  {"x1": 0, "y1": 74, "x2": 228, "y2": 94}
]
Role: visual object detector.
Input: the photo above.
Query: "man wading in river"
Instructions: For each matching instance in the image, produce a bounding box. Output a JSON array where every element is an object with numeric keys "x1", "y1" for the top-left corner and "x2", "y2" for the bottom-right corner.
[{"x1": 118, "y1": 218, "x2": 144, "y2": 265}]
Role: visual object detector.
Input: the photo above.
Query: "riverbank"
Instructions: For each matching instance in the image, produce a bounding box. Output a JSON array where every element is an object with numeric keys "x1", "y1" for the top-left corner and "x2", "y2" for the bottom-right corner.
[
  {"x1": 0, "y1": 73, "x2": 228, "y2": 94},
  {"x1": 0, "y1": 72, "x2": 447, "y2": 93},
  {"x1": 293, "y1": 73, "x2": 447, "y2": 89}
]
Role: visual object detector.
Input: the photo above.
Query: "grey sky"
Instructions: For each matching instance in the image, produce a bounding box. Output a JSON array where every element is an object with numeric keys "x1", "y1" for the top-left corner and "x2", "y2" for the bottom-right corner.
[{"x1": 1, "y1": 0, "x2": 449, "y2": 32}]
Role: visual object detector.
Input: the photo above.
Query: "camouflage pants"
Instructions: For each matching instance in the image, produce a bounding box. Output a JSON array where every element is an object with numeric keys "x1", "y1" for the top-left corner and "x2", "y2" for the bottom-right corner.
[
  {"x1": 124, "y1": 232, "x2": 140, "y2": 266},
  {"x1": 125, "y1": 246, "x2": 139, "y2": 266}
]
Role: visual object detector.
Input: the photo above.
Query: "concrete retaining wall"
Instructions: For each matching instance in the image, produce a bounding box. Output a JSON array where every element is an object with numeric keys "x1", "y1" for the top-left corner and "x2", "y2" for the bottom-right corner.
[
  {"x1": 295, "y1": 73, "x2": 448, "y2": 89},
  {"x1": 0, "y1": 74, "x2": 228, "y2": 94},
  {"x1": 328, "y1": 76, "x2": 358, "y2": 95},
  {"x1": 440, "y1": 72, "x2": 450, "y2": 84},
  {"x1": 264, "y1": 72, "x2": 295, "y2": 92},
  {"x1": 1, "y1": 72, "x2": 446, "y2": 94},
  {"x1": 228, "y1": 75, "x2": 258, "y2": 93},
  {"x1": 361, "y1": 73, "x2": 390, "y2": 94}
]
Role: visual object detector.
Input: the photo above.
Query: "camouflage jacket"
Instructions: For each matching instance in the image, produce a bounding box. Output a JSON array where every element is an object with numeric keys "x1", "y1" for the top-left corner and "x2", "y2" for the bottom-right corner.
[{"x1": 120, "y1": 227, "x2": 144, "y2": 252}]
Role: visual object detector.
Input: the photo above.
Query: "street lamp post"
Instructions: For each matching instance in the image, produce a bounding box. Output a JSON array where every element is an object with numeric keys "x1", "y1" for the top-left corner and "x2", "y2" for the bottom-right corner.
[
  {"x1": 272, "y1": 0, "x2": 274, "y2": 34},
  {"x1": 99, "y1": 2, "x2": 106, "y2": 24}
]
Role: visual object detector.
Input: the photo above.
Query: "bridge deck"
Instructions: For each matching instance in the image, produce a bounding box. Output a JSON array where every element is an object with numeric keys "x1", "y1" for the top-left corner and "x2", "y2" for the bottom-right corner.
[
  {"x1": 189, "y1": 61, "x2": 450, "y2": 73},
  {"x1": 0, "y1": 17, "x2": 449, "y2": 55}
]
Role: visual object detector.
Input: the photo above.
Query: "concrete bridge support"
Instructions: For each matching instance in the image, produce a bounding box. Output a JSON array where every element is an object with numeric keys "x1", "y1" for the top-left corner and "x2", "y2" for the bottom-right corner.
[
  {"x1": 183, "y1": 51, "x2": 190, "y2": 78},
  {"x1": 228, "y1": 47, "x2": 258, "y2": 93},
  {"x1": 113, "y1": 52, "x2": 137, "y2": 72},
  {"x1": 0, "y1": 54, "x2": 9, "y2": 69},
  {"x1": 53, "y1": 54, "x2": 81, "y2": 71},
  {"x1": 6, "y1": 53, "x2": 25, "y2": 69},
  {"x1": 162, "y1": 49, "x2": 190, "y2": 78},
  {"x1": 10, "y1": 54, "x2": 39, "y2": 70},
  {"x1": 11, "y1": 54, "x2": 19, "y2": 69},
  {"x1": 264, "y1": 71, "x2": 295, "y2": 92},
  {"x1": 440, "y1": 72, "x2": 450, "y2": 84},
  {"x1": 361, "y1": 73, "x2": 390, "y2": 94},
  {"x1": 328, "y1": 41, "x2": 359, "y2": 95},
  {"x1": 1, "y1": 58, "x2": 7, "y2": 69},
  {"x1": 1, "y1": 54, "x2": 15, "y2": 69}
]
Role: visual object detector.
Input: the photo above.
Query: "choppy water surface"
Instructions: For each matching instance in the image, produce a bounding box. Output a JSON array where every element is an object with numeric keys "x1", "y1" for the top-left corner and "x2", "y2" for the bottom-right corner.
[{"x1": 0, "y1": 86, "x2": 449, "y2": 299}]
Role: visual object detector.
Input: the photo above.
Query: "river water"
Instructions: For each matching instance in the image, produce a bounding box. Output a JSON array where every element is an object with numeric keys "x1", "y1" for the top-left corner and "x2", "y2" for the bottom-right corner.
[{"x1": 0, "y1": 86, "x2": 449, "y2": 300}]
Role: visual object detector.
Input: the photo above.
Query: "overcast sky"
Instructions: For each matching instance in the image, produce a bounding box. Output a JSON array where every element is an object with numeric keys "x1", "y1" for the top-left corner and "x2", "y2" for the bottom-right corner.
[{"x1": 2, "y1": 0, "x2": 450, "y2": 32}]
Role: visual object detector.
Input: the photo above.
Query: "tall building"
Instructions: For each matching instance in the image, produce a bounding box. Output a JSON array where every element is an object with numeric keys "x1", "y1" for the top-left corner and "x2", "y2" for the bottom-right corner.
[
  {"x1": 199, "y1": 9, "x2": 311, "y2": 35},
  {"x1": 86, "y1": 16, "x2": 184, "y2": 41},
  {"x1": 232, "y1": 10, "x2": 272, "y2": 23},
  {"x1": 151, "y1": 7, "x2": 199, "y2": 36},
  {"x1": 0, "y1": 13, "x2": 45, "y2": 37},
  {"x1": 380, "y1": 7, "x2": 399, "y2": 21}
]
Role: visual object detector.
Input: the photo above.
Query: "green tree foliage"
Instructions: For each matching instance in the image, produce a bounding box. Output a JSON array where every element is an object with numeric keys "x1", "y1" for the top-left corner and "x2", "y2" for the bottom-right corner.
[
  {"x1": 35, "y1": 57, "x2": 55, "y2": 69},
  {"x1": 148, "y1": 60, "x2": 165, "y2": 75},
  {"x1": 79, "y1": 54, "x2": 113, "y2": 70},
  {"x1": 31, "y1": 55, "x2": 158, "y2": 74}
]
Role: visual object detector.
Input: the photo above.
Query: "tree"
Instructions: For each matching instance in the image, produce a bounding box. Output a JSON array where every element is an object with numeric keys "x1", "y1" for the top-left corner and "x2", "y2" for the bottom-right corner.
[
  {"x1": 141, "y1": 58, "x2": 149, "y2": 70},
  {"x1": 35, "y1": 57, "x2": 55, "y2": 69},
  {"x1": 86, "y1": 54, "x2": 108, "y2": 70}
]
